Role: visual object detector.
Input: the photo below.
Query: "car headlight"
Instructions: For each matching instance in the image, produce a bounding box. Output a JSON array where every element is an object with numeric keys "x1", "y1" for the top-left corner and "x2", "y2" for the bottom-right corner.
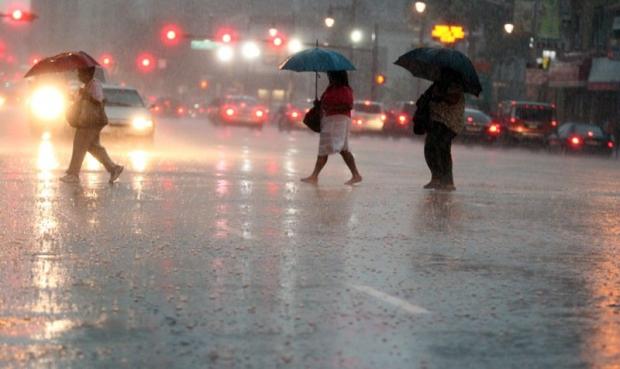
[
  {"x1": 132, "y1": 117, "x2": 153, "y2": 130},
  {"x1": 30, "y1": 86, "x2": 65, "y2": 121},
  {"x1": 0, "y1": 96, "x2": 6, "y2": 109}
]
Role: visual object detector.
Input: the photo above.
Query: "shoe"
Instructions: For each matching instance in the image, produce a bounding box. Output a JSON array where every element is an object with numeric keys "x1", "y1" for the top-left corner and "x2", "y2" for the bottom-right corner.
[
  {"x1": 109, "y1": 165, "x2": 124, "y2": 184},
  {"x1": 60, "y1": 174, "x2": 80, "y2": 184}
]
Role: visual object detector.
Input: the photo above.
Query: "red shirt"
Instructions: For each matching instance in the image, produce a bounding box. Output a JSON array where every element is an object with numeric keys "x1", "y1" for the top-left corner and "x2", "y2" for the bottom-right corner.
[{"x1": 321, "y1": 85, "x2": 353, "y2": 117}]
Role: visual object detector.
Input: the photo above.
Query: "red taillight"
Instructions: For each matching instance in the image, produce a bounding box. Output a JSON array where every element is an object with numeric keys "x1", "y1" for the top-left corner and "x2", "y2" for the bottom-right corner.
[
  {"x1": 551, "y1": 120, "x2": 558, "y2": 127},
  {"x1": 398, "y1": 114, "x2": 407, "y2": 125},
  {"x1": 381, "y1": 114, "x2": 387, "y2": 122},
  {"x1": 467, "y1": 116, "x2": 474, "y2": 124},
  {"x1": 255, "y1": 109, "x2": 264, "y2": 118},
  {"x1": 510, "y1": 117, "x2": 517, "y2": 124},
  {"x1": 225, "y1": 107, "x2": 235, "y2": 117},
  {"x1": 570, "y1": 136, "x2": 582, "y2": 146},
  {"x1": 587, "y1": 131, "x2": 594, "y2": 137},
  {"x1": 356, "y1": 119, "x2": 363, "y2": 125},
  {"x1": 608, "y1": 141, "x2": 614, "y2": 149},
  {"x1": 290, "y1": 111, "x2": 300, "y2": 119},
  {"x1": 488, "y1": 124, "x2": 501, "y2": 135},
  {"x1": 177, "y1": 107, "x2": 185, "y2": 115}
]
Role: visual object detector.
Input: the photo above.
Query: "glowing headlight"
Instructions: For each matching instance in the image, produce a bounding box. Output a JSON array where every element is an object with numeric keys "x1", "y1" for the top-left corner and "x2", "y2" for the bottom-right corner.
[
  {"x1": 131, "y1": 117, "x2": 153, "y2": 130},
  {"x1": 30, "y1": 86, "x2": 65, "y2": 121},
  {"x1": 0, "y1": 96, "x2": 6, "y2": 109}
]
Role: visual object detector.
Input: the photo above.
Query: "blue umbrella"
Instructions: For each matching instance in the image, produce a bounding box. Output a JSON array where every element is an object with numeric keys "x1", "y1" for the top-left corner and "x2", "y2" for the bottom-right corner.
[
  {"x1": 279, "y1": 42, "x2": 356, "y2": 100},
  {"x1": 394, "y1": 47, "x2": 482, "y2": 96}
]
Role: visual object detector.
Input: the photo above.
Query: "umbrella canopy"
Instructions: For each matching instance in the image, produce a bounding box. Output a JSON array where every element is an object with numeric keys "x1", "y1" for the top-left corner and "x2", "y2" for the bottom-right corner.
[
  {"x1": 394, "y1": 47, "x2": 482, "y2": 96},
  {"x1": 24, "y1": 51, "x2": 101, "y2": 78},
  {"x1": 279, "y1": 46, "x2": 355, "y2": 100},
  {"x1": 279, "y1": 47, "x2": 356, "y2": 73}
]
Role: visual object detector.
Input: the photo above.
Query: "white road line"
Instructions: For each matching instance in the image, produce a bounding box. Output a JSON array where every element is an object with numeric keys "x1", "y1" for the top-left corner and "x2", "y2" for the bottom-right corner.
[{"x1": 350, "y1": 284, "x2": 431, "y2": 315}]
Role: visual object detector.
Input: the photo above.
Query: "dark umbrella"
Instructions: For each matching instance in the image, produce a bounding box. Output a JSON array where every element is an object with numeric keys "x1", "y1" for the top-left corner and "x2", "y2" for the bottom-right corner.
[
  {"x1": 394, "y1": 47, "x2": 482, "y2": 96},
  {"x1": 24, "y1": 51, "x2": 101, "y2": 78},
  {"x1": 279, "y1": 42, "x2": 356, "y2": 100}
]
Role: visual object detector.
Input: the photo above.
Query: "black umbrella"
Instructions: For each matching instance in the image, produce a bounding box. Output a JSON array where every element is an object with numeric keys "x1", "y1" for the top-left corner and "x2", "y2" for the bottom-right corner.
[{"x1": 394, "y1": 47, "x2": 482, "y2": 96}]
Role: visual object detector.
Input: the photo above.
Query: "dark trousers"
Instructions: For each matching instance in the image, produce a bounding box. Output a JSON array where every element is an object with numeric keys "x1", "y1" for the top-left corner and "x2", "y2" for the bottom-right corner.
[
  {"x1": 67, "y1": 128, "x2": 116, "y2": 175},
  {"x1": 424, "y1": 121, "x2": 457, "y2": 185}
]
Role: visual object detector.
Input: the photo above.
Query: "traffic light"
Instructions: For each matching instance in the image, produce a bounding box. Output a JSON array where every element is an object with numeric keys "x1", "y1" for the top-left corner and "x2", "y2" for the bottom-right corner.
[
  {"x1": 6, "y1": 9, "x2": 38, "y2": 22},
  {"x1": 375, "y1": 74, "x2": 386, "y2": 85},
  {"x1": 216, "y1": 28, "x2": 238, "y2": 44},
  {"x1": 100, "y1": 54, "x2": 114, "y2": 68},
  {"x1": 269, "y1": 29, "x2": 286, "y2": 49},
  {"x1": 431, "y1": 24, "x2": 465, "y2": 44},
  {"x1": 161, "y1": 24, "x2": 182, "y2": 46},
  {"x1": 136, "y1": 53, "x2": 156, "y2": 73}
]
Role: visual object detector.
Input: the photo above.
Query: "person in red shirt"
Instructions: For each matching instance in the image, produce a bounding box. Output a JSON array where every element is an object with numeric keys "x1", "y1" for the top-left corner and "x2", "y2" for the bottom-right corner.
[{"x1": 301, "y1": 71, "x2": 362, "y2": 185}]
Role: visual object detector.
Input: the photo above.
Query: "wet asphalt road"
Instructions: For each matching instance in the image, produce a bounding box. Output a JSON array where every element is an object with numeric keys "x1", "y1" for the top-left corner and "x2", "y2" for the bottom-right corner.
[{"x1": 0, "y1": 107, "x2": 619, "y2": 369}]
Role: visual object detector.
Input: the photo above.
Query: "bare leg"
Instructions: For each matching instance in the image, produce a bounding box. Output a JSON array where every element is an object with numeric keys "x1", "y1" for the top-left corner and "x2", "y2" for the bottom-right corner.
[
  {"x1": 301, "y1": 155, "x2": 328, "y2": 184},
  {"x1": 340, "y1": 150, "x2": 362, "y2": 185}
]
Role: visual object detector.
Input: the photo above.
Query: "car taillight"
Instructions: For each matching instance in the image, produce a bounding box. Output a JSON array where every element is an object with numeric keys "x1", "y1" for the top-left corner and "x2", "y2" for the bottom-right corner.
[
  {"x1": 608, "y1": 141, "x2": 615, "y2": 149},
  {"x1": 355, "y1": 119, "x2": 363, "y2": 125},
  {"x1": 398, "y1": 114, "x2": 407, "y2": 125},
  {"x1": 177, "y1": 107, "x2": 185, "y2": 115},
  {"x1": 225, "y1": 107, "x2": 235, "y2": 117},
  {"x1": 381, "y1": 114, "x2": 387, "y2": 122},
  {"x1": 570, "y1": 136, "x2": 582, "y2": 146},
  {"x1": 488, "y1": 123, "x2": 501, "y2": 135},
  {"x1": 255, "y1": 109, "x2": 264, "y2": 118},
  {"x1": 551, "y1": 120, "x2": 558, "y2": 127},
  {"x1": 290, "y1": 111, "x2": 300, "y2": 119}
]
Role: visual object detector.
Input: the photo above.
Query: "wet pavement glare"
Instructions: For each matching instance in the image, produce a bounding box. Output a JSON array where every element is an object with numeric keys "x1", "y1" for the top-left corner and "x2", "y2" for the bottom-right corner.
[{"x1": 0, "y1": 108, "x2": 619, "y2": 368}]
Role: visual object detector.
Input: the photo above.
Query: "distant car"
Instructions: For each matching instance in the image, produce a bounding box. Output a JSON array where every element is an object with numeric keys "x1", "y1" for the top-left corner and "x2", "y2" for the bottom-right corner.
[
  {"x1": 101, "y1": 85, "x2": 155, "y2": 140},
  {"x1": 547, "y1": 122, "x2": 614, "y2": 156},
  {"x1": 350, "y1": 100, "x2": 386, "y2": 133},
  {"x1": 497, "y1": 101, "x2": 558, "y2": 144},
  {"x1": 383, "y1": 101, "x2": 416, "y2": 137},
  {"x1": 211, "y1": 95, "x2": 269, "y2": 128},
  {"x1": 460, "y1": 108, "x2": 502, "y2": 143},
  {"x1": 276, "y1": 100, "x2": 311, "y2": 131},
  {"x1": 152, "y1": 97, "x2": 187, "y2": 118}
]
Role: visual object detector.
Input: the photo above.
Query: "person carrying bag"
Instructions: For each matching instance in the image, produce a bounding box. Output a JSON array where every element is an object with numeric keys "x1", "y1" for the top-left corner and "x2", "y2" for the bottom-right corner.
[{"x1": 60, "y1": 67, "x2": 122, "y2": 184}]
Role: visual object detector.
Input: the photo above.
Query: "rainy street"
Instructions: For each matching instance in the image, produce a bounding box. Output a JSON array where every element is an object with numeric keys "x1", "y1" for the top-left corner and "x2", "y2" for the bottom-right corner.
[{"x1": 0, "y1": 105, "x2": 618, "y2": 369}]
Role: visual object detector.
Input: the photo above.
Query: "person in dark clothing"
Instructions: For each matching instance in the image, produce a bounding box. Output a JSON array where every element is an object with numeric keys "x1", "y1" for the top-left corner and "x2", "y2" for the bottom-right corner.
[{"x1": 423, "y1": 69, "x2": 465, "y2": 191}]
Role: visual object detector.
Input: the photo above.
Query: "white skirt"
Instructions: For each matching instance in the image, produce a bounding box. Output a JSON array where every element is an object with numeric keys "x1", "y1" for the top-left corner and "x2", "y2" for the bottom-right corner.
[{"x1": 318, "y1": 114, "x2": 350, "y2": 156}]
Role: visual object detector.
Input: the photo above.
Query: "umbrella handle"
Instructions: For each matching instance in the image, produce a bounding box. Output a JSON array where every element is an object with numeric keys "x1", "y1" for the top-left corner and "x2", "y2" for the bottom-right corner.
[{"x1": 315, "y1": 72, "x2": 318, "y2": 101}]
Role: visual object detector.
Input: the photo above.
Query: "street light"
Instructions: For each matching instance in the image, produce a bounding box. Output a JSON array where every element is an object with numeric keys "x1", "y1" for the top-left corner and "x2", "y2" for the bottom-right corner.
[
  {"x1": 350, "y1": 29, "x2": 363, "y2": 44},
  {"x1": 241, "y1": 41, "x2": 261, "y2": 60},
  {"x1": 216, "y1": 45, "x2": 234, "y2": 63},
  {"x1": 414, "y1": 1, "x2": 427, "y2": 14},
  {"x1": 504, "y1": 22, "x2": 515, "y2": 34},
  {"x1": 288, "y1": 38, "x2": 303, "y2": 54},
  {"x1": 325, "y1": 6, "x2": 335, "y2": 28}
]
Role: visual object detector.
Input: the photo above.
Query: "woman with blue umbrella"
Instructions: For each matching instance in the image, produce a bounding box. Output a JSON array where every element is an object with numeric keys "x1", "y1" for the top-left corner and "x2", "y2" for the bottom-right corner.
[{"x1": 280, "y1": 46, "x2": 362, "y2": 185}]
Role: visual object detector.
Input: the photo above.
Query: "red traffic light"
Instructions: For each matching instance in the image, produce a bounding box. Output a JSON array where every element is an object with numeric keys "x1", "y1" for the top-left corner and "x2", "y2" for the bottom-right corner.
[
  {"x1": 7, "y1": 9, "x2": 38, "y2": 22},
  {"x1": 161, "y1": 24, "x2": 182, "y2": 46},
  {"x1": 216, "y1": 28, "x2": 238, "y2": 44},
  {"x1": 269, "y1": 29, "x2": 286, "y2": 49},
  {"x1": 136, "y1": 53, "x2": 156, "y2": 73},
  {"x1": 100, "y1": 54, "x2": 114, "y2": 68}
]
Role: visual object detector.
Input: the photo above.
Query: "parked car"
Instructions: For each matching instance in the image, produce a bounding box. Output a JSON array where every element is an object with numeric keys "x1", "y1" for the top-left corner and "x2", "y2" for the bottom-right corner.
[
  {"x1": 152, "y1": 97, "x2": 187, "y2": 118},
  {"x1": 275, "y1": 99, "x2": 312, "y2": 131},
  {"x1": 209, "y1": 95, "x2": 269, "y2": 128},
  {"x1": 383, "y1": 101, "x2": 416, "y2": 137},
  {"x1": 350, "y1": 100, "x2": 386, "y2": 133},
  {"x1": 547, "y1": 122, "x2": 614, "y2": 156},
  {"x1": 101, "y1": 84, "x2": 155, "y2": 140},
  {"x1": 460, "y1": 108, "x2": 502, "y2": 143},
  {"x1": 497, "y1": 101, "x2": 558, "y2": 144}
]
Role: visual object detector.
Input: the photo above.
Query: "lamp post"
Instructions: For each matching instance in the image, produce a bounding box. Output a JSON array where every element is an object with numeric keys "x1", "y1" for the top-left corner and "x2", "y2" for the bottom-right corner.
[{"x1": 413, "y1": 1, "x2": 427, "y2": 98}]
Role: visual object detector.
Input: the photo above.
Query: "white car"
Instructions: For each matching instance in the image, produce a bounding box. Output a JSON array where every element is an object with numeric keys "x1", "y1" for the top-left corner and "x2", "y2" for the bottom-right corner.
[
  {"x1": 350, "y1": 100, "x2": 387, "y2": 133},
  {"x1": 101, "y1": 85, "x2": 155, "y2": 140}
]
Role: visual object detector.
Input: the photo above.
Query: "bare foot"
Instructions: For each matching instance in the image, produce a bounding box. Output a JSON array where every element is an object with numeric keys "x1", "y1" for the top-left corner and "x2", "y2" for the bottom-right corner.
[
  {"x1": 345, "y1": 175, "x2": 362, "y2": 186},
  {"x1": 423, "y1": 180, "x2": 441, "y2": 189},
  {"x1": 301, "y1": 176, "x2": 318, "y2": 184}
]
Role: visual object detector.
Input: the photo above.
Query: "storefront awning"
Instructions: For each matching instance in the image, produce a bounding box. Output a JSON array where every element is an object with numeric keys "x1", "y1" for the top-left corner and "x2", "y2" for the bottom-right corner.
[{"x1": 588, "y1": 57, "x2": 620, "y2": 91}]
